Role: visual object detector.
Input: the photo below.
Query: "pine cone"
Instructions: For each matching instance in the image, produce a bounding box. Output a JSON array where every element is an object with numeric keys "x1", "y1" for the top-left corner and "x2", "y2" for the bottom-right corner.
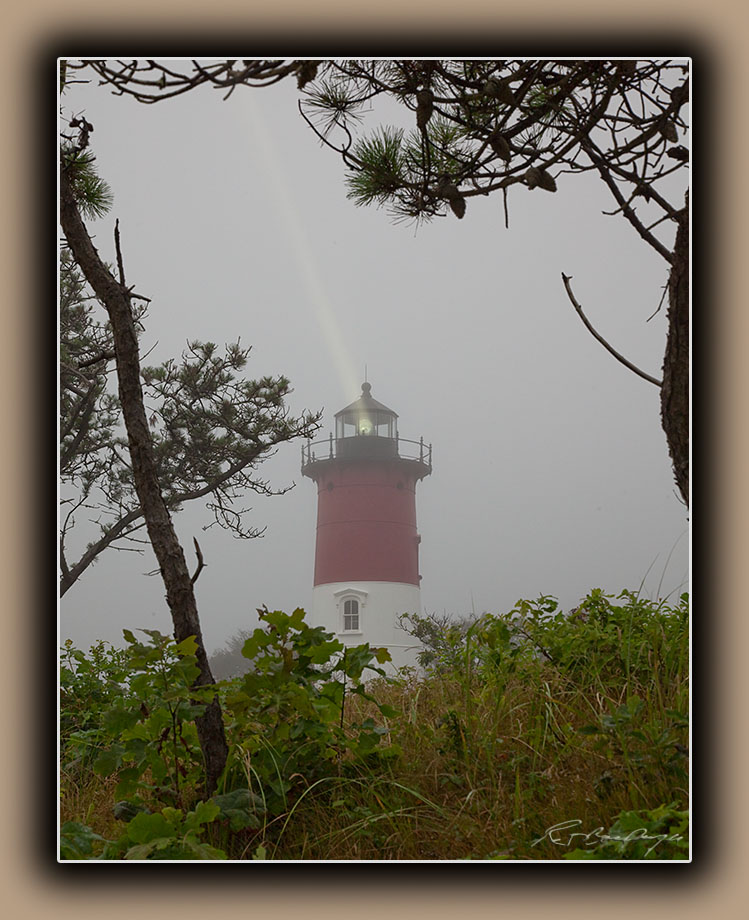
[
  {"x1": 416, "y1": 89, "x2": 434, "y2": 131},
  {"x1": 435, "y1": 175, "x2": 466, "y2": 219},
  {"x1": 659, "y1": 117, "x2": 679, "y2": 143},
  {"x1": 483, "y1": 77, "x2": 516, "y2": 106},
  {"x1": 296, "y1": 62, "x2": 319, "y2": 90},
  {"x1": 524, "y1": 166, "x2": 557, "y2": 192},
  {"x1": 489, "y1": 129, "x2": 512, "y2": 162}
]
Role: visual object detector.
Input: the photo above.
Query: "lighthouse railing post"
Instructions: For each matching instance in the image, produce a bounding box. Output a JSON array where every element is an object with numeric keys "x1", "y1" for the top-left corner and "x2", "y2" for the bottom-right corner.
[
  {"x1": 419, "y1": 436, "x2": 424, "y2": 463},
  {"x1": 329, "y1": 432, "x2": 334, "y2": 459}
]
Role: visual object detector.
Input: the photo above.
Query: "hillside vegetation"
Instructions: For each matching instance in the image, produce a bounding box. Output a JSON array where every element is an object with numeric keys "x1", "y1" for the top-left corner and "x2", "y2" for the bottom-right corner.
[{"x1": 60, "y1": 589, "x2": 689, "y2": 860}]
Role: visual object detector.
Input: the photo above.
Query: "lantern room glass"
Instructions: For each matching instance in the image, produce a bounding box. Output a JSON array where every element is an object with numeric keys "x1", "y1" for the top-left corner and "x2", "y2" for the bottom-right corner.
[{"x1": 336, "y1": 409, "x2": 395, "y2": 439}]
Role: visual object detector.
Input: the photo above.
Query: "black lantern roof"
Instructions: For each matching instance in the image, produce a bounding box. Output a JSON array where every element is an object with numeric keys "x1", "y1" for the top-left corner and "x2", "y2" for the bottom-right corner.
[{"x1": 334, "y1": 382, "x2": 398, "y2": 421}]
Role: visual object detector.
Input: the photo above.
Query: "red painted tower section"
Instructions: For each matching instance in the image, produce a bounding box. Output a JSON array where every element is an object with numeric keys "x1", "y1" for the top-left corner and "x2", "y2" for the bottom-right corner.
[
  {"x1": 301, "y1": 383, "x2": 432, "y2": 588},
  {"x1": 309, "y1": 457, "x2": 426, "y2": 586}
]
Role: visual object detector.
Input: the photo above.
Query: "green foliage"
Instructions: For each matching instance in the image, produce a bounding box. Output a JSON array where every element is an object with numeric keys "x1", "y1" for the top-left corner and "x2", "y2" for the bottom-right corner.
[
  {"x1": 60, "y1": 592, "x2": 688, "y2": 860},
  {"x1": 118, "y1": 801, "x2": 228, "y2": 860},
  {"x1": 396, "y1": 589, "x2": 689, "y2": 860},
  {"x1": 64, "y1": 801, "x2": 231, "y2": 860},
  {"x1": 61, "y1": 147, "x2": 114, "y2": 220},
  {"x1": 60, "y1": 821, "x2": 109, "y2": 859},
  {"x1": 562, "y1": 803, "x2": 689, "y2": 860},
  {"x1": 300, "y1": 60, "x2": 688, "y2": 228},
  {"x1": 400, "y1": 611, "x2": 479, "y2": 673},
  {"x1": 346, "y1": 117, "x2": 475, "y2": 222},
  {"x1": 60, "y1": 638, "x2": 130, "y2": 773},
  {"x1": 211, "y1": 788, "x2": 265, "y2": 832},
  {"x1": 87, "y1": 630, "x2": 210, "y2": 805},
  {"x1": 60, "y1": 610, "x2": 398, "y2": 859},
  {"x1": 406, "y1": 590, "x2": 689, "y2": 694},
  {"x1": 60, "y1": 254, "x2": 321, "y2": 592},
  {"x1": 578, "y1": 695, "x2": 689, "y2": 800},
  {"x1": 509, "y1": 589, "x2": 689, "y2": 687},
  {"x1": 222, "y1": 607, "x2": 396, "y2": 816},
  {"x1": 140, "y1": 342, "x2": 320, "y2": 532}
]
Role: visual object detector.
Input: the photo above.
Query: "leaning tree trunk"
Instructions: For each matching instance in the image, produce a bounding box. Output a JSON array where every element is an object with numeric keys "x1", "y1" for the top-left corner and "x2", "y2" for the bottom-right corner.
[
  {"x1": 661, "y1": 195, "x2": 689, "y2": 507},
  {"x1": 60, "y1": 167, "x2": 228, "y2": 794}
]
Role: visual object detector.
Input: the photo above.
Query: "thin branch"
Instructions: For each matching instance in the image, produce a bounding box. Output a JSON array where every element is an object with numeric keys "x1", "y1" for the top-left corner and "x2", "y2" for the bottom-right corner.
[
  {"x1": 191, "y1": 538, "x2": 206, "y2": 584},
  {"x1": 78, "y1": 349, "x2": 116, "y2": 369},
  {"x1": 582, "y1": 141, "x2": 674, "y2": 264},
  {"x1": 60, "y1": 384, "x2": 99, "y2": 471},
  {"x1": 114, "y1": 219, "x2": 126, "y2": 286},
  {"x1": 60, "y1": 450, "x2": 268, "y2": 596},
  {"x1": 646, "y1": 284, "x2": 669, "y2": 322},
  {"x1": 561, "y1": 273, "x2": 662, "y2": 387}
]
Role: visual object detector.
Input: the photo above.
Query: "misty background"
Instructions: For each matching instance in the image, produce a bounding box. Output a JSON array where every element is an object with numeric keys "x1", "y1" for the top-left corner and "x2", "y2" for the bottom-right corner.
[{"x1": 59, "y1": 62, "x2": 689, "y2": 656}]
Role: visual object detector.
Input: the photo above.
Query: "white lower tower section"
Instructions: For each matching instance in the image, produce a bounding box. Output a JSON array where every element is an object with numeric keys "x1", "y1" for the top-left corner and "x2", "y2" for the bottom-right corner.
[{"x1": 310, "y1": 581, "x2": 423, "y2": 674}]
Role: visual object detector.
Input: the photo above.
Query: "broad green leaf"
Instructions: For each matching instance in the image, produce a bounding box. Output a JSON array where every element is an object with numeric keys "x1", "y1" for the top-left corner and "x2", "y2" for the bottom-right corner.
[
  {"x1": 181, "y1": 837, "x2": 228, "y2": 860},
  {"x1": 124, "y1": 837, "x2": 174, "y2": 860},
  {"x1": 183, "y1": 800, "x2": 220, "y2": 832},
  {"x1": 103, "y1": 705, "x2": 140, "y2": 735},
  {"x1": 175, "y1": 635, "x2": 198, "y2": 656},
  {"x1": 93, "y1": 746, "x2": 124, "y2": 776},
  {"x1": 114, "y1": 766, "x2": 143, "y2": 799},
  {"x1": 126, "y1": 811, "x2": 174, "y2": 844},
  {"x1": 60, "y1": 821, "x2": 106, "y2": 859}
]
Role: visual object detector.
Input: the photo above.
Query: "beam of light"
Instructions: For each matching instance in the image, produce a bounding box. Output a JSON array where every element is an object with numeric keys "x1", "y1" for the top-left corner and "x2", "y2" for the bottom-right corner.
[{"x1": 243, "y1": 94, "x2": 360, "y2": 403}]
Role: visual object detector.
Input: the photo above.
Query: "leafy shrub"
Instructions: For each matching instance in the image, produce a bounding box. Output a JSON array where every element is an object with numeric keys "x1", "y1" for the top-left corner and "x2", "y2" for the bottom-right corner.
[
  {"x1": 60, "y1": 609, "x2": 399, "y2": 858},
  {"x1": 87, "y1": 629, "x2": 211, "y2": 806},
  {"x1": 222, "y1": 607, "x2": 398, "y2": 817},
  {"x1": 60, "y1": 639, "x2": 130, "y2": 773}
]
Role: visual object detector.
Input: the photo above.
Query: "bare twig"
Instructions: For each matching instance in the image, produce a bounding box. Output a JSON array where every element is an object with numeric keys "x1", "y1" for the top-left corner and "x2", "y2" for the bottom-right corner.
[
  {"x1": 561, "y1": 273, "x2": 662, "y2": 387},
  {"x1": 646, "y1": 284, "x2": 669, "y2": 322}
]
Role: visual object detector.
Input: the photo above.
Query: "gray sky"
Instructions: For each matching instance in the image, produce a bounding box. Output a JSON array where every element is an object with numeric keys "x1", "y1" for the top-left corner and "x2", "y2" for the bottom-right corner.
[{"x1": 59, "y1": 61, "x2": 689, "y2": 656}]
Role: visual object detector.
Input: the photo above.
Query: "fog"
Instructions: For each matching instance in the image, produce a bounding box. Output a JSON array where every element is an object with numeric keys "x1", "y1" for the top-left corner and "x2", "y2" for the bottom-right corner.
[{"x1": 59, "y1": 62, "x2": 689, "y2": 656}]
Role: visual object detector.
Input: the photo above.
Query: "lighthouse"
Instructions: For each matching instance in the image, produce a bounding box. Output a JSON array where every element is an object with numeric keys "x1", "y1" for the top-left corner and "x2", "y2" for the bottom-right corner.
[{"x1": 301, "y1": 382, "x2": 432, "y2": 671}]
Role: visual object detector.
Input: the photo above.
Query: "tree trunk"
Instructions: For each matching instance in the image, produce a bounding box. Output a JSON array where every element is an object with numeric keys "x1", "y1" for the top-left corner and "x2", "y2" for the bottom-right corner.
[
  {"x1": 59, "y1": 168, "x2": 228, "y2": 794},
  {"x1": 661, "y1": 195, "x2": 689, "y2": 507}
]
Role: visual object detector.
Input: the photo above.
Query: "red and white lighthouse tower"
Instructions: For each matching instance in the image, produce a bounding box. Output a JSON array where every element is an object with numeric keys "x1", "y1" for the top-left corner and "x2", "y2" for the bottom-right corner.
[{"x1": 302, "y1": 382, "x2": 432, "y2": 671}]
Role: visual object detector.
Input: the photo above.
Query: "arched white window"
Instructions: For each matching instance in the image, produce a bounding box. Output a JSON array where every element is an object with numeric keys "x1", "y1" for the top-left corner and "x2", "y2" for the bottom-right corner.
[
  {"x1": 343, "y1": 598, "x2": 360, "y2": 632},
  {"x1": 334, "y1": 587, "x2": 367, "y2": 635}
]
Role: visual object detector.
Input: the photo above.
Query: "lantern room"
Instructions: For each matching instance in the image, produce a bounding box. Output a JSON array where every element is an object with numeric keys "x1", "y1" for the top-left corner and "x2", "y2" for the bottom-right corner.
[
  {"x1": 334, "y1": 382, "x2": 398, "y2": 460},
  {"x1": 302, "y1": 381, "x2": 431, "y2": 475},
  {"x1": 335, "y1": 381, "x2": 396, "y2": 439}
]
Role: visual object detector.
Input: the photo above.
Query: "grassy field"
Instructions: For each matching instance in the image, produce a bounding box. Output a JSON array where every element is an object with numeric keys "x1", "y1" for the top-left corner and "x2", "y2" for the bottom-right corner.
[{"x1": 60, "y1": 590, "x2": 689, "y2": 861}]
